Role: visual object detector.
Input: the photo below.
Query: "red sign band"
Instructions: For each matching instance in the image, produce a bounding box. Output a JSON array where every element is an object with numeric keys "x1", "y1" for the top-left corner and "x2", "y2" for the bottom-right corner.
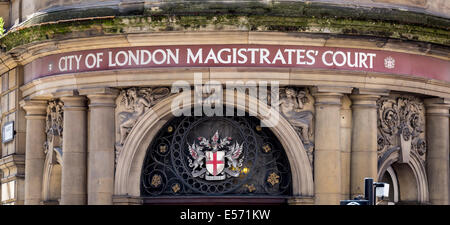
[{"x1": 24, "y1": 44, "x2": 450, "y2": 83}]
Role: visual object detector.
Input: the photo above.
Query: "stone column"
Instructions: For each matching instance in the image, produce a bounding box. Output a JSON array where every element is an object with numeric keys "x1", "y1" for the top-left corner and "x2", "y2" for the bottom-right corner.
[
  {"x1": 340, "y1": 95, "x2": 352, "y2": 200},
  {"x1": 20, "y1": 99, "x2": 47, "y2": 205},
  {"x1": 312, "y1": 86, "x2": 352, "y2": 205},
  {"x1": 349, "y1": 89, "x2": 387, "y2": 198},
  {"x1": 55, "y1": 91, "x2": 88, "y2": 205},
  {"x1": 424, "y1": 98, "x2": 450, "y2": 205},
  {"x1": 79, "y1": 88, "x2": 118, "y2": 205}
]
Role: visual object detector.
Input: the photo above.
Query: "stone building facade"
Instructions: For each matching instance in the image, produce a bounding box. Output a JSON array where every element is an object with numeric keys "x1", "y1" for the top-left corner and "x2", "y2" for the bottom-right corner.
[{"x1": 0, "y1": 0, "x2": 448, "y2": 205}]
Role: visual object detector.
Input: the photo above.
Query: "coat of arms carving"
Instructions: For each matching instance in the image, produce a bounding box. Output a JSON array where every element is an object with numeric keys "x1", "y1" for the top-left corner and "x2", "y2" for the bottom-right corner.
[{"x1": 188, "y1": 131, "x2": 244, "y2": 181}]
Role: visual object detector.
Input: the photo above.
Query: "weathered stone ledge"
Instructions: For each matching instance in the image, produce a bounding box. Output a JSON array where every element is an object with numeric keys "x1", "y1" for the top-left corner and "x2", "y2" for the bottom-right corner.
[
  {"x1": 1, "y1": 14, "x2": 449, "y2": 53},
  {"x1": 1, "y1": 1, "x2": 449, "y2": 52}
]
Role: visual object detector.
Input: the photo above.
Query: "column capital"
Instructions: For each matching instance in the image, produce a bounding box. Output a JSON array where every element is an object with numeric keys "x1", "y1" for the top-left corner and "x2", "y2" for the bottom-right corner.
[
  {"x1": 52, "y1": 89, "x2": 80, "y2": 98},
  {"x1": 424, "y1": 98, "x2": 450, "y2": 107},
  {"x1": 310, "y1": 86, "x2": 353, "y2": 95},
  {"x1": 79, "y1": 87, "x2": 119, "y2": 108},
  {"x1": 78, "y1": 87, "x2": 119, "y2": 97},
  {"x1": 350, "y1": 88, "x2": 389, "y2": 109},
  {"x1": 53, "y1": 89, "x2": 87, "y2": 111},
  {"x1": 20, "y1": 99, "x2": 47, "y2": 120},
  {"x1": 351, "y1": 88, "x2": 390, "y2": 96},
  {"x1": 424, "y1": 98, "x2": 450, "y2": 116},
  {"x1": 311, "y1": 86, "x2": 351, "y2": 106}
]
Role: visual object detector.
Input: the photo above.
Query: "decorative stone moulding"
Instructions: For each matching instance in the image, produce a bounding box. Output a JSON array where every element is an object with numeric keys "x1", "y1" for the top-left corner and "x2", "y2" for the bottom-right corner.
[
  {"x1": 377, "y1": 95, "x2": 427, "y2": 164},
  {"x1": 44, "y1": 99, "x2": 64, "y2": 157}
]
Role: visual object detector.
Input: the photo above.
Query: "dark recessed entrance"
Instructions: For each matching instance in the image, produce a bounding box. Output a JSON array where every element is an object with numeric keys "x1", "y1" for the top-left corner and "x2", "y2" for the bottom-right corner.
[{"x1": 140, "y1": 110, "x2": 292, "y2": 205}]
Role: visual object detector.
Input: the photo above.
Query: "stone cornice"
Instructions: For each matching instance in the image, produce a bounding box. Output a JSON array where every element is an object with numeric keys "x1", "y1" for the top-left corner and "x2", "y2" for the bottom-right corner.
[
  {"x1": 18, "y1": 67, "x2": 450, "y2": 100},
  {"x1": 0, "y1": 154, "x2": 25, "y2": 172},
  {"x1": 0, "y1": 4, "x2": 449, "y2": 52},
  {"x1": 9, "y1": 1, "x2": 450, "y2": 29}
]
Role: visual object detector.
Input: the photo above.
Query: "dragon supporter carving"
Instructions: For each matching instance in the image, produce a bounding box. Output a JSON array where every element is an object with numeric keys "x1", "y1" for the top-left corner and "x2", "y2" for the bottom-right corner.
[{"x1": 377, "y1": 95, "x2": 427, "y2": 163}]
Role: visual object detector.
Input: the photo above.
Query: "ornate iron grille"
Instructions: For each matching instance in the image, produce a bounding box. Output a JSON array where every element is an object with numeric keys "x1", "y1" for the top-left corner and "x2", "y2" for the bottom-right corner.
[{"x1": 141, "y1": 113, "x2": 292, "y2": 197}]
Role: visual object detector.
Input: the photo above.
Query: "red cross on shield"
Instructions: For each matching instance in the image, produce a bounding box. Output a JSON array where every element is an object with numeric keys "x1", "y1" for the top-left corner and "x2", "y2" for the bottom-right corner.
[{"x1": 205, "y1": 151, "x2": 225, "y2": 176}]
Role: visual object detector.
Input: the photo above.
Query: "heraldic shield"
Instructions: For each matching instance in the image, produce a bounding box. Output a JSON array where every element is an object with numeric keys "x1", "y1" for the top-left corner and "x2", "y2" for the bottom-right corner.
[
  {"x1": 205, "y1": 151, "x2": 225, "y2": 180},
  {"x1": 141, "y1": 115, "x2": 293, "y2": 197},
  {"x1": 188, "y1": 130, "x2": 244, "y2": 181}
]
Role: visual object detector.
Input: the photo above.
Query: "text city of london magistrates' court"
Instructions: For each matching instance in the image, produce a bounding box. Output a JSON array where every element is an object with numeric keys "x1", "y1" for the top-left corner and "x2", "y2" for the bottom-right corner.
[{"x1": 0, "y1": 0, "x2": 449, "y2": 205}]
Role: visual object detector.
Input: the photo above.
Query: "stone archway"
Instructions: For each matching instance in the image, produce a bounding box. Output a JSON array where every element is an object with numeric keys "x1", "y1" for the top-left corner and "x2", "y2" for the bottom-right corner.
[
  {"x1": 114, "y1": 91, "x2": 314, "y2": 200},
  {"x1": 378, "y1": 149, "x2": 429, "y2": 204},
  {"x1": 42, "y1": 148, "x2": 63, "y2": 204}
]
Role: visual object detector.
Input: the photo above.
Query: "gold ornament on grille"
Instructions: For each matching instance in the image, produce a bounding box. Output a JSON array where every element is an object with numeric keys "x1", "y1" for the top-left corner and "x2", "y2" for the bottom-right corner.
[
  {"x1": 262, "y1": 144, "x2": 271, "y2": 153},
  {"x1": 159, "y1": 144, "x2": 168, "y2": 153},
  {"x1": 167, "y1": 126, "x2": 173, "y2": 133},
  {"x1": 255, "y1": 125, "x2": 262, "y2": 131},
  {"x1": 245, "y1": 184, "x2": 256, "y2": 193},
  {"x1": 151, "y1": 174, "x2": 162, "y2": 187},
  {"x1": 172, "y1": 183, "x2": 181, "y2": 193},
  {"x1": 267, "y1": 172, "x2": 280, "y2": 186}
]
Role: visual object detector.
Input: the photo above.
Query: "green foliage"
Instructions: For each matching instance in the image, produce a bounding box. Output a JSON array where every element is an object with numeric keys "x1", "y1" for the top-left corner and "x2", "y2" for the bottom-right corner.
[
  {"x1": 0, "y1": 17, "x2": 4, "y2": 36},
  {"x1": 0, "y1": 1, "x2": 449, "y2": 51}
]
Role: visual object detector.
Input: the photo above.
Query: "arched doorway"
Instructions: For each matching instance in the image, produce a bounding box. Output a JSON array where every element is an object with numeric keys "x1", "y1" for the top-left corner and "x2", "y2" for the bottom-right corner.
[
  {"x1": 378, "y1": 149, "x2": 429, "y2": 204},
  {"x1": 140, "y1": 112, "x2": 292, "y2": 204},
  {"x1": 42, "y1": 147, "x2": 63, "y2": 204},
  {"x1": 114, "y1": 91, "x2": 314, "y2": 203}
]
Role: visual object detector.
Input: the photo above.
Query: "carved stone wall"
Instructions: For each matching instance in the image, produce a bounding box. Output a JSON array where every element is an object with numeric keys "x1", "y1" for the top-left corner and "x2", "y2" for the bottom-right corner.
[
  {"x1": 377, "y1": 94, "x2": 427, "y2": 163},
  {"x1": 113, "y1": 85, "x2": 316, "y2": 166},
  {"x1": 114, "y1": 90, "x2": 315, "y2": 198}
]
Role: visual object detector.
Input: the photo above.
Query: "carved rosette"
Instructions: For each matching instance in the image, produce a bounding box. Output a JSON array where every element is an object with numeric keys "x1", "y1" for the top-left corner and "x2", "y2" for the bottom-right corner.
[
  {"x1": 377, "y1": 95, "x2": 426, "y2": 162},
  {"x1": 44, "y1": 100, "x2": 64, "y2": 159},
  {"x1": 277, "y1": 87, "x2": 315, "y2": 165},
  {"x1": 115, "y1": 87, "x2": 171, "y2": 162}
]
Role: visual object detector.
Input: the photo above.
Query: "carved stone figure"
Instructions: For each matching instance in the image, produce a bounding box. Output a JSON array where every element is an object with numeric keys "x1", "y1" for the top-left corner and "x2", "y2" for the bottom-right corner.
[
  {"x1": 43, "y1": 100, "x2": 64, "y2": 167},
  {"x1": 117, "y1": 87, "x2": 171, "y2": 145},
  {"x1": 278, "y1": 87, "x2": 314, "y2": 163},
  {"x1": 377, "y1": 95, "x2": 426, "y2": 162},
  {"x1": 279, "y1": 88, "x2": 313, "y2": 144},
  {"x1": 46, "y1": 101, "x2": 63, "y2": 138}
]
